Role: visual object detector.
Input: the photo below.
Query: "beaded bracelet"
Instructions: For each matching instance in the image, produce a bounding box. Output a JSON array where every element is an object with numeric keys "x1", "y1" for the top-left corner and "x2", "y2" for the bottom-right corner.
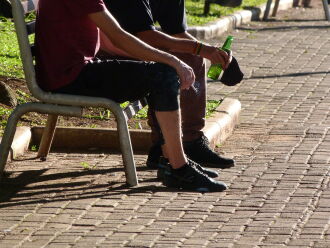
[
  {"x1": 196, "y1": 42, "x2": 203, "y2": 55},
  {"x1": 194, "y1": 41, "x2": 203, "y2": 55},
  {"x1": 193, "y1": 41, "x2": 199, "y2": 55}
]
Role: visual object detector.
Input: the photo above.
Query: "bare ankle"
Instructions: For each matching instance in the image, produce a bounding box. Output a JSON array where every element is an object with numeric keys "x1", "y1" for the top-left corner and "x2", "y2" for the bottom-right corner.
[{"x1": 169, "y1": 158, "x2": 188, "y2": 169}]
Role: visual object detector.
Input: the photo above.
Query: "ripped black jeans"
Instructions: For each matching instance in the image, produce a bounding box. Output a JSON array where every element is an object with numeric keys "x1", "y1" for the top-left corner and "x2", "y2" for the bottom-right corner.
[{"x1": 54, "y1": 59, "x2": 180, "y2": 112}]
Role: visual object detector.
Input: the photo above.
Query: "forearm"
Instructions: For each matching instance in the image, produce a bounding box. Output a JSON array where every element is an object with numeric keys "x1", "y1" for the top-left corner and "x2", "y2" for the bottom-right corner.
[
  {"x1": 136, "y1": 30, "x2": 228, "y2": 66},
  {"x1": 89, "y1": 10, "x2": 181, "y2": 69},
  {"x1": 112, "y1": 29, "x2": 180, "y2": 67},
  {"x1": 88, "y1": 10, "x2": 195, "y2": 90},
  {"x1": 136, "y1": 30, "x2": 198, "y2": 54},
  {"x1": 172, "y1": 31, "x2": 197, "y2": 41}
]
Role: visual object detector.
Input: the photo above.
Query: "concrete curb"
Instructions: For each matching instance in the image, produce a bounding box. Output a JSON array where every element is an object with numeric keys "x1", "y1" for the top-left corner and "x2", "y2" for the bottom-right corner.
[
  {"x1": 0, "y1": 126, "x2": 31, "y2": 160},
  {"x1": 188, "y1": 0, "x2": 294, "y2": 39},
  {"x1": 204, "y1": 98, "x2": 241, "y2": 149},
  {"x1": 31, "y1": 126, "x2": 152, "y2": 153},
  {"x1": 3, "y1": 98, "x2": 240, "y2": 157}
]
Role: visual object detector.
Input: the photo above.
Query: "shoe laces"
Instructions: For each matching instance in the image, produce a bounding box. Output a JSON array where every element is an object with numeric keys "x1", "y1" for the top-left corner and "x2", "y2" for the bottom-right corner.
[
  {"x1": 187, "y1": 158, "x2": 203, "y2": 171},
  {"x1": 195, "y1": 136, "x2": 217, "y2": 157},
  {"x1": 201, "y1": 135, "x2": 210, "y2": 145},
  {"x1": 185, "y1": 160, "x2": 210, "y2": 180}
]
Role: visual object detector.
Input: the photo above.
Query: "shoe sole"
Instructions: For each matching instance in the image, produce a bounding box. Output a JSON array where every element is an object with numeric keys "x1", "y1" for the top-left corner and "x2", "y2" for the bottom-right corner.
[
  {"x1": 162, "y1": 180, "x2": 211, "y2": 192},
  {"x1": 157, "y1": 168, "x2": 170, "y2": 181},
  {"x1": 162, "y1": 176, "x2": 226, "y2": 193}
]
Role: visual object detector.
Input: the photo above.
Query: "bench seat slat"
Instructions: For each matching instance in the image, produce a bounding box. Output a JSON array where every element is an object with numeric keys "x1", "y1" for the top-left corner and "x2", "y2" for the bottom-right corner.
[
  {"x1": 124, "y1": 98, "x2": 148, "y2": 120},
  {"x1": 26, "y1": 21, "x2": 35, "y2": 35},
  {"x1": 30, "y1": 44, "x2": 35, "y2": 56},
  {"x1": 21, "y1": 0, "x2": 38, "y2": 14}
]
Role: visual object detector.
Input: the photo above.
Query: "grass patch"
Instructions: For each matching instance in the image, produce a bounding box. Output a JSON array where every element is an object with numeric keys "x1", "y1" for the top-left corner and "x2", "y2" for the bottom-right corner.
[
  {"x1": 80, "y1": 161, "x2": 96, "y2": 170},
  {"x1": 206, "y1": 99, "x2": 222, "y2": 118},
  {"x1": 0, "y1": 14, "x2": 35, "y2": 78},
  {"x1": 186, "y1": 0, "x2": 267, "y2": 26},
  {"x1": 0, "y1": 106, "x2": 13, "y2": 136},
  {"x1": 0, "y1": 18, "x2": 24, "y2": 78}
]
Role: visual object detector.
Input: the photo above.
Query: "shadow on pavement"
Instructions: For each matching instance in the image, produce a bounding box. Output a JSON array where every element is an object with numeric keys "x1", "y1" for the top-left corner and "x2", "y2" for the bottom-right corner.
[
  {"x1": 0, "y1": 166, "x2": 171, "y2": 209},
  {"x1": 264, "y1": 18, "x2": 327, "y2": 22},
  {"x1": 248, "y1": 70, "x2": 329, "y2": 79},
  {"x1": 238, "y1": 24, "x2": 330, "y2": 32}
]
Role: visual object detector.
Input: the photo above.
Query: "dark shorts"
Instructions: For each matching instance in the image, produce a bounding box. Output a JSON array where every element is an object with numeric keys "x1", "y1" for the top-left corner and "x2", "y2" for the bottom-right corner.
[
  {"x1": 104, "y1": 0, "x2": 187, "y2": 35},
  {"x1": 54, "y1": 59, "x2": 180, "y2": 112}
]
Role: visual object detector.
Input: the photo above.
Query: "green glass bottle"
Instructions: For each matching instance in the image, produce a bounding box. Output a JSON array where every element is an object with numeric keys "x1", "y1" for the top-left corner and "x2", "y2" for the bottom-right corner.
[{"x1": 207, "y1": 35, "x2": 233, "y2": 80}]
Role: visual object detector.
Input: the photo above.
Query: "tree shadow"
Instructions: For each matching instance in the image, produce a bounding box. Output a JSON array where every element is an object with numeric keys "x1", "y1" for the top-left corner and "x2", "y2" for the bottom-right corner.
[
  {"x1": 0, "y1": 165, "x2": 173, "y2": 209},
  {"x1": 242, "y1": 6, "x2": 327, "y2": 23},
  {"x1": 248, "y1": 70, "x2": 329, "y2": 79},
  {"x1": 238, "y1": 24, "x2": 330, "y2": 32}
]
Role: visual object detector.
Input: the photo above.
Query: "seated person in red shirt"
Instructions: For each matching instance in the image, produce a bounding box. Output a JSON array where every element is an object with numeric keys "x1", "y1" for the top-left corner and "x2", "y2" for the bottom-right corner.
[{"x1": 35, "y1": 0, "x2": 230, "y2": 192}]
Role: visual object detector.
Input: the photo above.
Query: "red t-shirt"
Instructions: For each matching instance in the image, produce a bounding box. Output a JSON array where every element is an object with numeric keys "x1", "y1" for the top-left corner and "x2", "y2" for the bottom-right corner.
[{"x1": 35, "y1": 0, "x2": 105, "y2": 91}]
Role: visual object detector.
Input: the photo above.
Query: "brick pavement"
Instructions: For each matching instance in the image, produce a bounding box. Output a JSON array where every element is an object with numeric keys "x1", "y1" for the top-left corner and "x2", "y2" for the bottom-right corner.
[{"x1": 1, "y1": 3, "x2": 330, "y2": 248}]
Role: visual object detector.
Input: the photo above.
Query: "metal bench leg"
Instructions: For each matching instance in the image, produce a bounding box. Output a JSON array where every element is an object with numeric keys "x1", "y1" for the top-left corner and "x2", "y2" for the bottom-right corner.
[
  {"x1": 204, "y1": 0, "x2": 211, "y2": 15},
  {"x1": 0, "y1": 106, "x2": 25, "y2": 178},
  {"x1": 272, "y1": 0, "x2": 280, "y2": 16},
  {"x1": 322, "y1": 0, "x2": 330, "y2": 21},
  {"x1": 116, "y1": 110, "x2": 138, "y2": 186},
  {"x1": 293, "y1": 0, "x2": 299, "y2": 7},
  {"x1": 263, "y1": 0, "x2": 273, "y2": 20},
  {"x1": 37, "y1": 114, "x2": 58, "y2": 160}
]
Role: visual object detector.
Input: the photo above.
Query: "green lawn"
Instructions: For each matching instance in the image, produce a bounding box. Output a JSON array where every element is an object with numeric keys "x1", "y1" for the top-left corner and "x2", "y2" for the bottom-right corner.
[
  {"x1": 186, "y1": 0, "x2": 267, "y2": 25},
  {"x1": 0, "y1": 18, "x2": 24, "y2": 78}
]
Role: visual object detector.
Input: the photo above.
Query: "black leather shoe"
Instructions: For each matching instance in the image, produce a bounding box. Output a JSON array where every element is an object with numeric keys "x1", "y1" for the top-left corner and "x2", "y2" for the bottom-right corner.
[
  {"x1": 188, "y1": 158, "x2": 219, "y2": 178},
  {"x1": 147, "y1": 136, "x2": 234, "y2": 170},
  {"x1": 183, "y1": 135, "x2": 235, "y2": 169},
  {"x1": 157, "y1": 158, "x2": 219, "y2": 179},
  {"x1": 162, "y1": 162, "x2": 227, "y2": 192}
]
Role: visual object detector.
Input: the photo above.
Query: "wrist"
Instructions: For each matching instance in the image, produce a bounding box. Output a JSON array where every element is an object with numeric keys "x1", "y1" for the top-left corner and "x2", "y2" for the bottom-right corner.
[
  {"x1": 199, "y1": 44, "x2": 217, "y2": 61},
  {"x1": 193, "y1": 41, "x2": 203, "y2": 56},
  {"x1": 167, "y1": 55, "x2": 181, "y2": 70},
  {"x1": 199, "y1": 43, "x2": 214, "y2": 58}
]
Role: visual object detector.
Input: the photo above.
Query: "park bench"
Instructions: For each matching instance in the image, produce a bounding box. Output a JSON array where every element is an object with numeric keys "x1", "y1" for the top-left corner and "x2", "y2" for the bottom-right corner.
[
  {"x1": 263, "y1": 0, "x2": 330, "y2": 21},
  {"x1": 0, "y1": 0, "x2": 148, "y2": 186}
]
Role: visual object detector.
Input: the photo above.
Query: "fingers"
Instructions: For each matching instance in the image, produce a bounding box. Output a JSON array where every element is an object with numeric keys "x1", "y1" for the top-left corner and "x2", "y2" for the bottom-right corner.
[
  {"x1": 199, "y1": 43, "x2": 233, "y2": 69},
  {"x1": 218, "y1": 48, "x2": 231, "y2": 69},
  {"x1": 206, "y1": 44, "x2": 232, "y2": 69},
  {"x1": 225, "y1": 49, "x2": 233, "y2": 68},
  {"x1": 177, "y1": 62, "x2": 195, "y2": 90},
  {"x1": 228, "y1": 49, "x2": 233, "y2": 63},
  {"x1": 180, "y1": 68, "x2": 195, "y2": 90}
]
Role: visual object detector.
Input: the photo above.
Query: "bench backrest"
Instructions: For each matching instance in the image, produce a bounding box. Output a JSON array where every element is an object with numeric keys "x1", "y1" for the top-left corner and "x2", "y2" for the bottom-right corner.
[
  {"x1": 10, "y1": 0, "x2": 40, "y2": 99},
  {"x1": 21, "y1": 0, "x2": 38, "y2": 13}
]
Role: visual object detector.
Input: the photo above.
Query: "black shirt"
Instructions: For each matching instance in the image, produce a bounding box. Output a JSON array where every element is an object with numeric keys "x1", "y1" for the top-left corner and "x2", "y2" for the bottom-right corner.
[{"x1": 104, "y1": 0, "x2": 187, "y2": 35}]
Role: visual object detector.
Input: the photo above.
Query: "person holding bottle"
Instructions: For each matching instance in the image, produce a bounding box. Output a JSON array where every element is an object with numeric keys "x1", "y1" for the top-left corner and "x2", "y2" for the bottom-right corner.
[
  {"x1": 36, "y1": 0, "x2": 229, "y2": 192},
  {"x1": 100, "y1": 0, "x2": 236, "y2": 173}
]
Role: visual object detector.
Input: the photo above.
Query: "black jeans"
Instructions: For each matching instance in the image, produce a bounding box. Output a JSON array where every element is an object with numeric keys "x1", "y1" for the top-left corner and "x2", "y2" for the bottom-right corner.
[{"x1": 54, "y1": 59, "x2": 180, "y2": 111}]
